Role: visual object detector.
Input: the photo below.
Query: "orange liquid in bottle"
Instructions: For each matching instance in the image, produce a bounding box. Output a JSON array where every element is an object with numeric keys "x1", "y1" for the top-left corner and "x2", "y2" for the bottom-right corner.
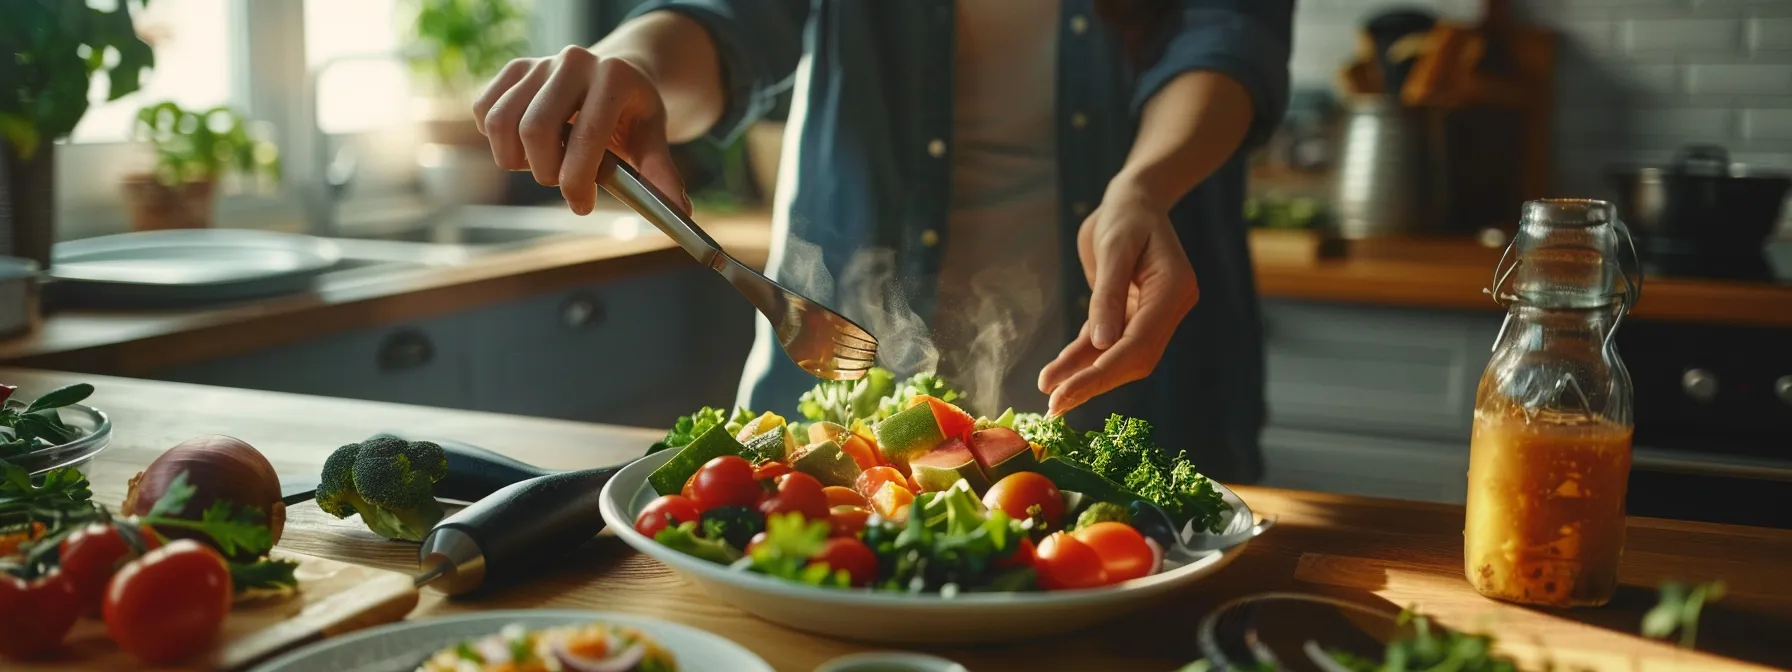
[{"x1": 1464, "y1": 409, "x2": 1633, "y2": 607}]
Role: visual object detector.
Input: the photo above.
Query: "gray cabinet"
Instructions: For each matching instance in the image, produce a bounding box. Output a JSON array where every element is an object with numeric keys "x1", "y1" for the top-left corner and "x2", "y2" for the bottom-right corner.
[
  {"x1": 145, "y1": 266, "x2": 757, "y2": 428},
  {"x1": 1258, "y1": 300, "x2": 1502, "y2": 504},
  {"x1": 155, "y1": 312, "x2": 477, "y2": 409}
]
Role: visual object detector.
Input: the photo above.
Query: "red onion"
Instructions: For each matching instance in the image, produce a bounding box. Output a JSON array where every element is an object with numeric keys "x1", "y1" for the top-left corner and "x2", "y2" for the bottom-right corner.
[
  {"x1": 553, "y1": 640, "x2": 645, "y2": 672},
  {"x1": 122, "y1": 435, "x2": 285, "y2": 553}
]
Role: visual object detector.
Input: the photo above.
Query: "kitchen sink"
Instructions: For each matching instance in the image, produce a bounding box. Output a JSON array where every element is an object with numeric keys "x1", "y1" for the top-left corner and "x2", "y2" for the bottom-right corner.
[{"x1": 331, "y1": 223, "x2": 576, "y2": 246}]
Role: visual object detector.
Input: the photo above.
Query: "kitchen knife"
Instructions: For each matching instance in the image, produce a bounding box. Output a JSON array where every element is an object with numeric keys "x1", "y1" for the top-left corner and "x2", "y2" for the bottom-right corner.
[
  {"x1": 416, "y1": 463, "x2": 626, "y2": 597},
  {"x1": 280, "y1": 434, "x2": 562, "y2": 506}
]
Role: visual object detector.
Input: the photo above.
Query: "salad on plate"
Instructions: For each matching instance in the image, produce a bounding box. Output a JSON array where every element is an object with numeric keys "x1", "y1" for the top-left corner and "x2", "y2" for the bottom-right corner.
[
  {"x1": 418, "y1": 621, "x2": 677, "y2": 672},
  {"x1": 633, "y1": 369, "x2": 1233, "y2": 594}
]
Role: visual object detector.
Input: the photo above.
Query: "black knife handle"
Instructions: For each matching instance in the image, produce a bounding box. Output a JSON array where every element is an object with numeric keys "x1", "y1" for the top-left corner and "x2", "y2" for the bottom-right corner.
[
  {"x1": 435, "y1": 465, "x2": 624, "y2": 594},
  {"x1": 370, "y1": 432, "x2": 560, "y2": 501}
]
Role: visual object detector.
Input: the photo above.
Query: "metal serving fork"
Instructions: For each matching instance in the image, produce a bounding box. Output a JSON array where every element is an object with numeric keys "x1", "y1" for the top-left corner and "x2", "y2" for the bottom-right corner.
[{"x1": 595, "y1": 150, "x2": 879, "y2": 380}]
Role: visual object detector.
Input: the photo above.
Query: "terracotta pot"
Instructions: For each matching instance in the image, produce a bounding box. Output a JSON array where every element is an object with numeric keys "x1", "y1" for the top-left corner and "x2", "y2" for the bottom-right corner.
[{"x1": 122, "y1": 174, "x2": 217, "y2": 231}]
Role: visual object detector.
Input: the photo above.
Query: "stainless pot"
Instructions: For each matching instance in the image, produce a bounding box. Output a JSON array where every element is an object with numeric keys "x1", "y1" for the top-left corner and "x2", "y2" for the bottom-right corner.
[
  {"x1": 1608, "y1": 145, "x2": 1790, "y2": 253},
  {"x1": 1330, "y1": 95, "x2": 1445, "y2": 238}
]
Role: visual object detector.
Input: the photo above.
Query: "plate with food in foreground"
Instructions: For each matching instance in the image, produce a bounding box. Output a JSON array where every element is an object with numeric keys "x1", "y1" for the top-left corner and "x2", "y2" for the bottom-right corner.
[
  {"x1": 250, "y1": 610, "x2": 771, "y2": 672},
  {"x1": 599, "y1": 369, "x2": 1266, "y2": 644}
]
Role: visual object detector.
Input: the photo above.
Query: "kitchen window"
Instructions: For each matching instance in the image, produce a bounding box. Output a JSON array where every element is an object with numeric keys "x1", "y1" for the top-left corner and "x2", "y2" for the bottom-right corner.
[{"x1": 54, "y1": 0, "x2": 587, "y2": 240}]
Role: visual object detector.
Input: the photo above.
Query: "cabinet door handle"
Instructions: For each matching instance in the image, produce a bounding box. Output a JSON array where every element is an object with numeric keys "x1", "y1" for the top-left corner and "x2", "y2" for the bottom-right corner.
[
  {"x1": 560, "y1": 293, "x2": 605, "y2": 330},
  {"x1": 378, "y1": 329, "x2": 435, "y2": 371}
]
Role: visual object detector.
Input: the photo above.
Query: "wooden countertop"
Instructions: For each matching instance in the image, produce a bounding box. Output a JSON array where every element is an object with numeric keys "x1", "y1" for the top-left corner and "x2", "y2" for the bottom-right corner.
[
  {"x1": 1250, "y1": 230, "x2": 1792, "y2": 328},
  {"x1": 2, "y1": 219, "x2": 1787, "y2": 377},
  {"x1": 11, "y1": 368, "x2": 1791, "y2": 671},
  {"x1": 0, "y1": 212, "x2": 774, "y2": 376}
]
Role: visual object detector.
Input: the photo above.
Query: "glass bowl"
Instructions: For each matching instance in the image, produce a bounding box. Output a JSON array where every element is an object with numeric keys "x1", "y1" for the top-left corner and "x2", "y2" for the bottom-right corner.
[{"x1": 14, "y1": 403, "x2": 113, "y2": 478}]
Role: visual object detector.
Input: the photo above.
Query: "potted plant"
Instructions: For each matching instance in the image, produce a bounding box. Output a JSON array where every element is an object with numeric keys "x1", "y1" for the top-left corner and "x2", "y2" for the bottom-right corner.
[
  {"x1": 403, "y1": 0, "x2": 531, "y2": 206},
  {"x1": 0, "y1": 1, "x2": 155, "y2": 269},
  {"x1": 121, "y1": 101, "x2": 280, "y2": 231},
  {"x1": 407, "y1": 0, "x2": 530, "y2": 145}
]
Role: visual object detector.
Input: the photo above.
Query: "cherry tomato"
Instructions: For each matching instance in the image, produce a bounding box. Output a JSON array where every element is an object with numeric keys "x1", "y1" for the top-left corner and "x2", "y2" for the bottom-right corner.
[
  {"x1": 745, "y1": 531, "x2": 769, "y2": 555},
  {"x1": 692, "y1": 455, "x2": 761, "y2": 511},
  {"x1": 838, "y1": 433, "x2": 881, "y2": 471},
  {"x1": 59, "y1": 520, "x2": 161, "y2": 616},
  {"x1": 752, "y1": 461, "x2": 793, "y2": 482},
  {"x1": 680, "y1": 472, "x2": 697, "y2": 499},
  {"x1": 870, "y1": 482, "x2": 915, "y2": 522},
  {"x1": 855, "y1": 466, "x2": 907, "y2": 501},
  {"x1": 104, "y1": 539, "x2": 233, "y2": 665},
  {"x1": 1034, "y1": 532, "x2": 1109, "y2": 590},
  {"x1": 1074, "y1": 522, "x2": 1155, "y2": 582},
  {"x1": 995, "y1": 535, "x2": 1037, "y2": 570},
  {"x1": 829, "y1": 505, "x2": 871, "y2": 538},
  {"x1": 0, "y1": 570, "x2": 80, "y2": 659},
  {"x1": 912, "y1": 394, "x2": 975, "y2": 442},
  {"x1": 812, "y1": 537, "x2": 878, "y2": 587},
  {"x1": 982, "y1": 472, "x2": 1064, "y2": 529},
  {"x1": 824, "y1": 486, "x2": 867, "y2": 508},
  {"x1": 759, "y1": 472, "x2": 830, "y2": 521},
  {"x1": 634, "y1": 495, "x2": 702, "y2": 538}
]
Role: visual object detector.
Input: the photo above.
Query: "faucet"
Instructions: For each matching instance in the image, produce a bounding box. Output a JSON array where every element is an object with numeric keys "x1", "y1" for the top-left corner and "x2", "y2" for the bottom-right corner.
[{"x1": 300, "y1": 51, "x2": 404, "y2": 238}]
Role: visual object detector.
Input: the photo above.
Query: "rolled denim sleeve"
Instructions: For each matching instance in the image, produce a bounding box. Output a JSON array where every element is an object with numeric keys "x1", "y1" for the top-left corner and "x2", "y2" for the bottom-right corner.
[
  {"x1": 1131, "y1": 0, "x2": 1293, "y2": 150},
  {"x1": 626, "y1": 0, "x2": 809, "y2": 144}
]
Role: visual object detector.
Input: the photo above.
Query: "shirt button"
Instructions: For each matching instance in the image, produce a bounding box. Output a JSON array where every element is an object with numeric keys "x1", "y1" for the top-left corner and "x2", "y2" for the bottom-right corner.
[
  {"x1": 921, "y1": 229, "x2": 940, "y2": 247},
  {"x1": 1070, "y1": 15, "x2": 1089, "y2": 35},
  {"x1": 927, "y1": 139, "x2": 946, "y2": 158},
  {"x1": 1072, "y1": 201, "x2": 1091, "y2": 217},
  {"x1": 1071, "y1": 112, "x2": 1089, "y2": 129}
]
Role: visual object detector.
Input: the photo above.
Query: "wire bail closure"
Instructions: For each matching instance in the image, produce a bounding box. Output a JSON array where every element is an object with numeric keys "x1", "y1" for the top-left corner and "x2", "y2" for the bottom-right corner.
[{"x1": 1482, "y1": 202, "x2": 1644, "y2": 352}]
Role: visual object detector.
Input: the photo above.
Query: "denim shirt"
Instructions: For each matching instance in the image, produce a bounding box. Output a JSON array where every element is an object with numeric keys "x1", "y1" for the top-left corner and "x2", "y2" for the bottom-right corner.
[{"x1": 630, "y1": 0, "x2": 1292, "y2": 483}]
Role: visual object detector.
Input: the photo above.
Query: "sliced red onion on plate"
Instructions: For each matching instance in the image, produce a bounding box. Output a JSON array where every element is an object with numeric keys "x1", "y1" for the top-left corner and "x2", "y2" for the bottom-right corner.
[{"x1": 553, "y1": 640, "x2": 645, "y2": 672}]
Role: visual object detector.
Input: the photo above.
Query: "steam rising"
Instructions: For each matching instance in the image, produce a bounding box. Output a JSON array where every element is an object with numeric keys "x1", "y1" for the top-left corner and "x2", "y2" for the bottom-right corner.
[{"x1": 780, "y1": 237, "x2": 1054, "y2": 418}]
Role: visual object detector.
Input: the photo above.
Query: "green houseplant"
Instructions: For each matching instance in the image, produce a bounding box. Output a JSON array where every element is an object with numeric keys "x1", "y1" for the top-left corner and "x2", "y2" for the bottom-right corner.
[
  {"x1": 403, "y1": 0, "x2": 531, "y2": 206},
  {"x1": 0, "y1": 0, "x2": 155, "y2": 268},
  {"x1": 121, "y1": 101, "x2": 280, "y2": 230}
]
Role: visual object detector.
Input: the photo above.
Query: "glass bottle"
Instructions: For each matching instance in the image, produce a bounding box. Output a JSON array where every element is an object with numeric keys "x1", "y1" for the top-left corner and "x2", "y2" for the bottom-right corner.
[{"x1": 1464, "y1": 198, "x2": 1642, "y2": 607}]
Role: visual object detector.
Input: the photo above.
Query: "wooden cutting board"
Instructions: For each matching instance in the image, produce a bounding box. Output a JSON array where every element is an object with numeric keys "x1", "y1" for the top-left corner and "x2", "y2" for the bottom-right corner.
[{"x1": 12, "y1": 549, "x2": 419, "y2": 672}]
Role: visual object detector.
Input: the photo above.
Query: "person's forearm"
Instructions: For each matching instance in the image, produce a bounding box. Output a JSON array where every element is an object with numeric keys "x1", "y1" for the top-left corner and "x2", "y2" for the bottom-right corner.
[
  {"x1": 593, "y1": 11, "x2": 726, "y2": 143},
  {"x1": 1110, "y1": 71, "x2": 1255, "y2": 210}
]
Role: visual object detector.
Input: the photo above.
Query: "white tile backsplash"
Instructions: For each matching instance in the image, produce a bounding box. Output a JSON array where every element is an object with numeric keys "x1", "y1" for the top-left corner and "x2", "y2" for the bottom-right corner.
[{"x1": 1293, "y1": 0, "x2": 1792, "y2": 234}]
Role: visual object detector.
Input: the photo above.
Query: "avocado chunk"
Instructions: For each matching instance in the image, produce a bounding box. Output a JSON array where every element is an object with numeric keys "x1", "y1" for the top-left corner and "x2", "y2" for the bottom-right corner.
[
  {"x1": 791, "y1": 440, "x2": 863, "y2": 487},
  {"x1": 910, "y1": 437, "x2": 991, "y2": 494},
  {"x1": 649, "y1": 423, "x2": 745, "y2": 496},
  {"x1": 874, "y1": 403, "x2": 947, "y2": 471}
]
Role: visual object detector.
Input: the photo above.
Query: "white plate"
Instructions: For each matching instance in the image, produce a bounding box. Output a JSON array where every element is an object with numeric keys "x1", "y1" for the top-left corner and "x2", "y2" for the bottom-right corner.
[
  {"x1": 251, "y1": 610, "x2": 772, "y2": 672},
  {"x1": 599, "y1": 449, "x2": 1257, "y2": 645}
]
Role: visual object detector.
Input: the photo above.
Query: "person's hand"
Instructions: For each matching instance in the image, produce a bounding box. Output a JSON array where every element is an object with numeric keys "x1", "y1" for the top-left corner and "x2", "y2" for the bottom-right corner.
[
  {"x1": 1038, "y1": 184, "x2": 1200, "y2": 416},
  {"x1": 473, "y1": 46, "x2": 689, "y2": 216}
]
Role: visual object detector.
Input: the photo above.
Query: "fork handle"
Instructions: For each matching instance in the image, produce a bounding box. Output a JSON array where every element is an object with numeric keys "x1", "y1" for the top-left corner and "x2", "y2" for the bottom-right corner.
[{"x1": 596, "y1": 150, "x2": 726, "y2": 268}]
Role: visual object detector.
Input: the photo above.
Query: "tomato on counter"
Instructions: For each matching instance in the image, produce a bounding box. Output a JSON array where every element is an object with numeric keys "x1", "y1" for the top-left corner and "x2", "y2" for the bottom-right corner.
[
  {"x1": 104, "y1": 539, "x2": 233, "y2": 665},
  {"x1": 0, "y1": 570, "x2": 81, "y2": 659},
  {"x1": 59, "y1": 520, "x2": 162, "y2": 616}
]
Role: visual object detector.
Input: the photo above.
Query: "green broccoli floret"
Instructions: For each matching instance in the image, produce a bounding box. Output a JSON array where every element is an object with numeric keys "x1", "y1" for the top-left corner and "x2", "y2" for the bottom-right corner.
[
  {"x1": 1074, "y1": 501, "x2": 1131, "y2": 530},
  {"x1": 1059, "y1": 414, "x2": 1231, "y2": 534},
  {"x1": 1014, "y1": 413, "x2": 1091, "y2": 459},
  {"x1": 316, "y1": 437, "x2": 448, "y2": 541}
]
